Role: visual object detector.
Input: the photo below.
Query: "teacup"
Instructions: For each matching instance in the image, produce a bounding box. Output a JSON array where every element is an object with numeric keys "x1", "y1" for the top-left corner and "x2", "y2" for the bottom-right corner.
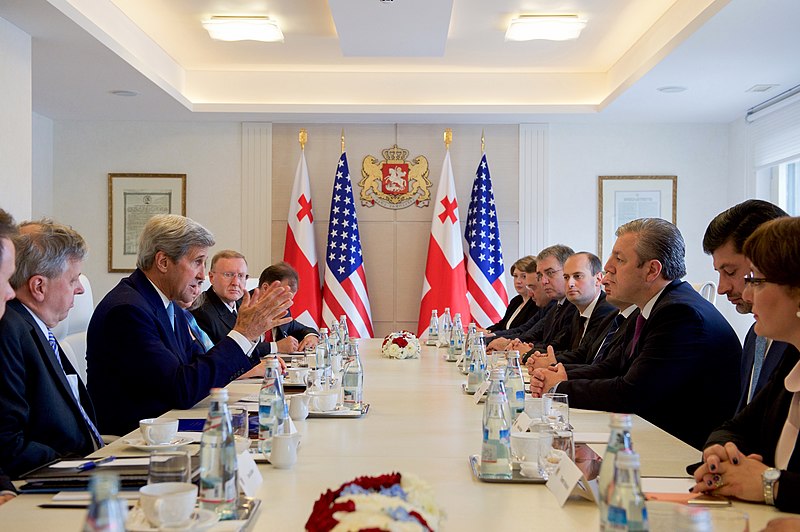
[
  {"x1": 140, "y1": 418, "x2": 179, "y2": 445},
  {"x1": 139, "y1": 481, "x2": 197, "y2": 527},
  {"x1": 510, "y1": 431, "x2": 542, "y2": 464},
  {"x1": 286, "y1": 367, "x2": 310, "y2": 385},
  {"x1": 307, "y1": 389, "x2": 338, "y2": 412}
]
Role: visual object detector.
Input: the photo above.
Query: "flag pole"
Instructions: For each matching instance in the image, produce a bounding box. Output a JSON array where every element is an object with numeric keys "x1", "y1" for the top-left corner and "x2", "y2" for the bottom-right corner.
[
  {"x1": 299, "y1": 128, "x2": 307, "y2": 151},
  {"x1": 341, "y1": 129, "x2": 346, "y2": 154},
  {"x1": 481, "y1": 129, "x2": 485, "y2": 153},
  {"x1": 444, "y1": 128, "x2": 452, "y2": 151}
]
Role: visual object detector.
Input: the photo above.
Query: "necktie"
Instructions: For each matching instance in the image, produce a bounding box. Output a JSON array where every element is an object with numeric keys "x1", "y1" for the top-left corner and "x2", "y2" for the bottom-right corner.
[
  {"x1": 571, "y1": 316, "x2": 588, "y2": 350},
  {"x1": 264, "y1": 328, "x2": 274, "y2": 342},
  {"x1": 186, "y1": 311, "x2": 215, "y2": 352},
  {"x1": 165, "y1": 301, "x2": 175, "y2": 331},
  {"x1": 47, "y1": 329, "x2": 104, "y2": 449},
  {"x1": 627, "y1": 313, "x2": 647, "y2": 358},
  {"x1": 748, "y1": 335, "x2": 768, "y2": 402},
  {"x1": 592, "y1": 314, "x2": 626, "y2": 364}
]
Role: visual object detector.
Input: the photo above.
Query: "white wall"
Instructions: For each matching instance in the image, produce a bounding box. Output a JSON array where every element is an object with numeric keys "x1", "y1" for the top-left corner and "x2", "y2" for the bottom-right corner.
[
  {"x1": 0, "y1": 16, "x2": 32, "y2": 221},
  {"x1": 32, "y1": 112, "x2": 53, "y2": 218}
]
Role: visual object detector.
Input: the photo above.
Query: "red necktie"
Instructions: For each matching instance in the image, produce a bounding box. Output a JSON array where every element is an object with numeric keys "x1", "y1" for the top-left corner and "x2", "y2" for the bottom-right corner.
[
  {"x1": 264, "y1": 329, "x2": 273, "y2": 342},
  {"x1": 627, "y1": 314, "x2": 646, "y2": 358}
]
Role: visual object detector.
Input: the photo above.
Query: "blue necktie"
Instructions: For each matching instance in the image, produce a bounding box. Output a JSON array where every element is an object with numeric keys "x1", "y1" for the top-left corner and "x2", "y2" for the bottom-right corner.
[
  {"x1": 185, "y1": 310, "x2": 215, "y2": 352},
  {"x1": 749, "y1": 335, "x2": 768, "y2": 402},
  {"x1": 165, "y1": 301, "x2": 175, "y2": 331},
  {"x1": 593, "y1": 313, "x2": 626, "y2": 364},
  {"x1": 48, "y1": 329, "x2": 104, "y2": 449}
]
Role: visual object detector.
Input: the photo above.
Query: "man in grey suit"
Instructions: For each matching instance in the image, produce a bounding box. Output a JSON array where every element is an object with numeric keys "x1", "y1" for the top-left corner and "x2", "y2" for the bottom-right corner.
[
  {"x1": 703, "y1": 199, "x2": 795, "y2": 411},
  {"x1": 0, "y1": 220, "x2": 102, "y2": 478}
]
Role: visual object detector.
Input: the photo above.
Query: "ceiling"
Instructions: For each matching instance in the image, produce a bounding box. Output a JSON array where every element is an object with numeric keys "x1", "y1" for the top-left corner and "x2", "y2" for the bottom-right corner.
[{"x1": 1, "y1": 0, "x2": 798, "y2": 123}]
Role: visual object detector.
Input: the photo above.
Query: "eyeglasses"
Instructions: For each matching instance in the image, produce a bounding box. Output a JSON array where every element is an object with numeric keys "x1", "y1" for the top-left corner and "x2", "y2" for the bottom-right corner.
[
  {"x1": 215, "y1": 271, "x2": 249, "y2": 281},
  {"x1": 743, "y1": 273, "x2": 771, "y2": 286},
  {"x1": 536, "y1": 268, "x2": 562, "y2": 281}
]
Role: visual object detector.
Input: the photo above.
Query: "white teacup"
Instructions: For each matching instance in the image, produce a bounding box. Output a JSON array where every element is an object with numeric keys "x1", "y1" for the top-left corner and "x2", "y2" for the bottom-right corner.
[
  {"x1": 139, "y1": 482, "x2": 197, "y2": 527},
  {"x1": 286, "y1": 367, "x2": 310, "y2": 385},
  {"x1": 140, "y1": 418, "x2": 179, "y2": 445},
  {"x1": 510, "y1": 431, "x2": 542, "y2": 464},
  {"x1": 307, "y1": 389, "x2": 337, "y2": 412}
]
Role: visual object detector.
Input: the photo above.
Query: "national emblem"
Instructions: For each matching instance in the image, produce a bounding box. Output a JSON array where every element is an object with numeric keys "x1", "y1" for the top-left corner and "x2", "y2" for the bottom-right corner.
[{"x1": 359, "y1": 145, "x2": 431, "y2": 209}]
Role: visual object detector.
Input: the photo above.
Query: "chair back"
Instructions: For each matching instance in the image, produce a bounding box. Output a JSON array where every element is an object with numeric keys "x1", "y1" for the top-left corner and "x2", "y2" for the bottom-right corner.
[
  {"x1": 691, "y1": 281, "x2": 718, "y2": 305},
  {"x1": 53, "y1": 274, "x2": 94, "y2": 384}
]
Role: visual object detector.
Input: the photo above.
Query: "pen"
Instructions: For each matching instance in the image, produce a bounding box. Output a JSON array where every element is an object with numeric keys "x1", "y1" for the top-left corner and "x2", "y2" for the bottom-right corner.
[{"x1": 76, "y1": 455, "x2": 116, "y2": 471}]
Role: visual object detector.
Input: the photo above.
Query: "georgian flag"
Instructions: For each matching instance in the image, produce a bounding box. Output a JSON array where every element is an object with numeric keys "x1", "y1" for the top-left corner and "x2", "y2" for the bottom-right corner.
[
  {"x1": 417, "y1": 150, "x2": 470, "y2": 336},
  {"x1": 321, "y1": 153, "x2": 374, "y2": 338},
  {"x1": 284, "y1": 150, "x2": 323, "y2": 330},
  {"x1": 465, "y1": 153, "x2": 509, "y2": 327}
]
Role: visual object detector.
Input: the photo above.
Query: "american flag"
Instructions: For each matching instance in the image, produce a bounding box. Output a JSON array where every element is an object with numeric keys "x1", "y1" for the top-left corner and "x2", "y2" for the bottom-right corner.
[
  {"x1": 321, "y1": 152, "x2": 374, "y2": 338},
  {"x1": 465, "y1": 153, "x2": 508, "y2": 327}
]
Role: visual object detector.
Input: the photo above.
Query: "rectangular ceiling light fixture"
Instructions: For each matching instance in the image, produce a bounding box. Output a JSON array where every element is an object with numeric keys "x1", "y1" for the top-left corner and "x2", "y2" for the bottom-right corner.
[
  {"x1": 505, "y1": 14, "x2": 587, "y2": 42},
  {"x1": 202, "y1": 16, "x2": 284, "y2": 43}
]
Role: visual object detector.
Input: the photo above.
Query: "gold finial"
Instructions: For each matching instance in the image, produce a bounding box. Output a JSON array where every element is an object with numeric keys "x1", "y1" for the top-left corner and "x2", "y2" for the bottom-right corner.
[
  {"x1": 444, "y1": 128, "x2": 452, "y2": 150},
  {"x1": 299, "y1": 128, "x2": 307, "y2": 150},
  {"x1": 481, "y1": 130, "x2": 485, "y2": 153},
  {"x1": 341, "y1": 129, "x2": 346, "y2": 154}
]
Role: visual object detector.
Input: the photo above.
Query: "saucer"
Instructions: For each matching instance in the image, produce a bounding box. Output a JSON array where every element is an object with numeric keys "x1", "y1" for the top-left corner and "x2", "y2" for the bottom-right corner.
[
  {"x1": 122, "y1": 436, "x2": 194, "y2": 451},
  {"x1": 126, "y1": 508, "x2": 219, "y2": 532}
]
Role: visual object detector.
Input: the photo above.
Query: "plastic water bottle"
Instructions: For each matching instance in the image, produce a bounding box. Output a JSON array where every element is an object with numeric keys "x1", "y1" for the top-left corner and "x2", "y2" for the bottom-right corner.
[
  {"x1": 480, "y1": 368, "x2": 513, "y2": 479},
  {"x1": 342, "y1": 339, "x2": 364, "y2": 411},
  {"x1": 599, "y1": 414, "x2": 634, "y2": 531},
  {"x1": 606, "y1": 450, "x2": 648, "y2": 531},
  {"x1": 199, "y1": 388, "x2": 237, "y2": 520},
  {"x1": 504, "y1": 350, "x2": 525, "y2": 421},
  {"x1": 258, "y1": 358, "x2": 286, "y2": 453},
  {"x1": 466, "y1": 332, "x2": 488, "y2": 393},
  {"x1": 440, "y1": 307, "x2": 452, "y2": 348},
  {"x1": 316, "y1": 328, "x2": 332, "y2": 386},
  {"x1": 426, "y1": 309, "x2": 439, "y2": 346},
  {"x1": 83, "y1": 471, "x2": 126, "y2": 532}
]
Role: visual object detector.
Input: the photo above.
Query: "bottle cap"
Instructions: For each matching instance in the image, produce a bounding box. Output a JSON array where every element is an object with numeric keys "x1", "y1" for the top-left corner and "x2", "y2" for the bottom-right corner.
[
  {"x1": 320, "y1": 328, "x2": 328, "y2": 333},
  {"x1": 507, "y1": 350, "x2": 520, "y2": 359},
  {"x1": 210, "y1": 387, "x2": 228, "y2": 401},
  {"x1": 490, "y1": 368, "x2": 505, "y2": 380},
  {"x1": 615, "y1": 450, "x2": 640, "y2": 469},
  {"x1": 267, "y1": 357, "x2": 281, "y2": 368},
  {"x1": 610, "y1": 413, "x2": 633, "y2": 429}
]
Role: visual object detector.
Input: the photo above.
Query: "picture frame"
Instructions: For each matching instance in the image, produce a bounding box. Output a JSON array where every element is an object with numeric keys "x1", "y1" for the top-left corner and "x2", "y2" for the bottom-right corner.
[
  {"x1": 597, "y1": 175, "x2": 677, "y2": 260},
  {"x1": 108, "y1": 173, "x2": 186, "y2": 272}
]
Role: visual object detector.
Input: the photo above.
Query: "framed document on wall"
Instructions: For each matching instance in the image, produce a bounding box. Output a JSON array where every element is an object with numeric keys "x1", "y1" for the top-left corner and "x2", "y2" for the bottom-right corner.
[
  {"x1": 108, "y1": 173, "x2": 186, "y2": 272},
  {"x1": 598, "y1": 175, "x2": 677, "y2": 260}
]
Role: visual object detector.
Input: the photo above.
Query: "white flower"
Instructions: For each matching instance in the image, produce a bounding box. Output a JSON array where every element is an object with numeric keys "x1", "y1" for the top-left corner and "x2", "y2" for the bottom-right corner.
[{"x1": 381, "y1": 331, "x2": 421, "y2": 359}]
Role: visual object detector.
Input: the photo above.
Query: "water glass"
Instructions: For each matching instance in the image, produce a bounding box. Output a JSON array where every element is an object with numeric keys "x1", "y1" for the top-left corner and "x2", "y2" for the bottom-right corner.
[
  {"x1": 148, "y1": 451, "x2": 191, "y2": 484},
  {"x1": 229, "y1": 407, "x2": 249, "y2": 439},
  {"x1": 537, "y1": 429, "x2": 575, "y2": 480},
  {"x1": 542, "y1": 392, "x2": 569, "y2": 429}
]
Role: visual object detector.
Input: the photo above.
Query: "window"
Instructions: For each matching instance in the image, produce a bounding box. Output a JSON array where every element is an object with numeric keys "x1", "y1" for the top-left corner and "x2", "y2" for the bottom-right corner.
[{"x1": 757, "y1": 157, "x2": 800, "y2": 215}]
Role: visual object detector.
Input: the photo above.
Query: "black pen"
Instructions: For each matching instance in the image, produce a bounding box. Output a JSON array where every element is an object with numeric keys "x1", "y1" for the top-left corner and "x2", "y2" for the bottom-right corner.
[{"x1": 76, "y1": 455, "x2": 116, "y2": 471}]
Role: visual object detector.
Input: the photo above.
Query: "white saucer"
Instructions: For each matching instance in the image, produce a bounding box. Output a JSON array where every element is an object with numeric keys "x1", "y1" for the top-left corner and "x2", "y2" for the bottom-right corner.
[
  {"x1": 122, "y1": 436, "x2": 194, "y2": 451},
  {"x1": 127, "y1": 507, "x2": 219, "y2": 531}
]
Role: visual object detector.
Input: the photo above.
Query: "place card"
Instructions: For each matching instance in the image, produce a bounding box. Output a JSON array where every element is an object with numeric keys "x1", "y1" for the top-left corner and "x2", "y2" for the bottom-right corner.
[
  {"x1": 512, "y1": 412, "x2": 533, "y2": 433},
  {"x1": 546, "y1": 451, "x2": 599, "y2": 507},
  {"x1": 473, "y1": 381, "x2": 491, "y2": 404},
  {"x1": 237, "y1": 449, "x2": 263, "y2": 497}
]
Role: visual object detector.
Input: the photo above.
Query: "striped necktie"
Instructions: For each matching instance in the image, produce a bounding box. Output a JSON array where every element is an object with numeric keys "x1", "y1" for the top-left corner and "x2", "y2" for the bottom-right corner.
[
  {"x1": 592, "y1": 313, "x2": 626, "y2": 364},
  {"x1": 47, "y1": 329, "x2": 104, "y2": 449}
]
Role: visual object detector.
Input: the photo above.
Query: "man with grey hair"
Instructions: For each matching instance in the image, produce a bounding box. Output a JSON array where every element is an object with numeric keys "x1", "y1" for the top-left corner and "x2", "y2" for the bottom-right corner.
[
  {"x1": 530, "y1": 218, "x2": 742, "y2": 449},
  {"x1": 88, "y1": 214, "x2": 293, "y2": 435},
  {"x1": 0, "y1": 220, "x2": 101, "y2": 478}
]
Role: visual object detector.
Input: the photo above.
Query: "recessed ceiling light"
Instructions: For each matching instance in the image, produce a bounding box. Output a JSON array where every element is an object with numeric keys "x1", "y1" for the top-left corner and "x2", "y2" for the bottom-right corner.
[
  {"x1": 746, "y1": 84, "x2": 778, "y2": 93},
  {"x1": 505, "y1": 15, "x2": 587, "y2": 42},
  {"x1": 656, "y1": 86, "x2": 687, "y2": 93},
  {"x1": 109, "y1": 90, "x2": 139, "y2": 97},
  {"x1": 202, "y1": 16, "x2": 284, "y2": 43}
]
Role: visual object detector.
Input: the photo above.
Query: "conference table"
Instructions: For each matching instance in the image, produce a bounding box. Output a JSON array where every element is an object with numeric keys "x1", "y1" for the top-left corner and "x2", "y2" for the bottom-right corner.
[{"x1": 3, "y1": 339, "x2": 785, "y2": 530}]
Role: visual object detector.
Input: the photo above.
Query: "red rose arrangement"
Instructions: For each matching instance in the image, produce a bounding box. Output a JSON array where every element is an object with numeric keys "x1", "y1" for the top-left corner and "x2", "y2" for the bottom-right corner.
[{"x1": 381, "y1": 331, "x2": 421, "y2": 359}]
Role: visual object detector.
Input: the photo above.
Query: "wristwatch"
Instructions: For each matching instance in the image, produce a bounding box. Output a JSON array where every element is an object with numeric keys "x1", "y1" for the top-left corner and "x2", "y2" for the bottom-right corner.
[{"x1": 762, "y1": 467, "x2": 781, "y2": 506}]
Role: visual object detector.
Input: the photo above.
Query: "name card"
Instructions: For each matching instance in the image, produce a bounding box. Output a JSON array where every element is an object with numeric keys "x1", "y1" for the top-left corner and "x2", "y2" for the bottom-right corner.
[
  {"x1": 237, "y1": 450, "x2": 263, "y2": 497},
  {"x1": 474, "y1": 381, "x2": 491, "y2": 404},
  {"x1": 512, "y1": 412, "x2": 533, "y2": 433},
  {"x1": 545, "y1": 450, "x2": 599, "y2": 507}
]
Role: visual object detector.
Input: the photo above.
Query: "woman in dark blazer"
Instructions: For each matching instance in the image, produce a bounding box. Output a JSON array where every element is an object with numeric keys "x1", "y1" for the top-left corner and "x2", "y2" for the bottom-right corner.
[
  {"x1": 691, "y1": 217, "x2": 800, "y2": 514},
  {"x1": 485, "y1": 256, "x2": 538, "y2": 333}
]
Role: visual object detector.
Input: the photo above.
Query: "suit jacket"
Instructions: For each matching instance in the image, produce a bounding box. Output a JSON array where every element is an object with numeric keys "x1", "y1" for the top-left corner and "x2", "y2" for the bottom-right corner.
[
  {"x1": 520, "y1": 298, "x2": 579, "y2": 351},
  {"x1": 487, "y1": 295, "x2": 538, "y2": 333},
  {"x1": 0, "y1": 300, "x2": 97, "y2": 478},
  {"x1": 556, "y1": 293, "x2": 618, "y2": 365},
  {"x1": 0, "y1": 468, "x2": 13, "y2": 493},
  {"x1": 493, "y1": 300, "x2": 554, "y2": 340},
  {"x1": 705, "y1": 346, "x2": 800, "y2": 513},
  {"x1": 561, "y1": 280, "x2": 742, "y2": 449},
  {"x1": 736, "y1": 323, "x2": 791, "y2": 413},
  {"x1": 87, "y1": 269, "x2": 256, "y2": 435}
]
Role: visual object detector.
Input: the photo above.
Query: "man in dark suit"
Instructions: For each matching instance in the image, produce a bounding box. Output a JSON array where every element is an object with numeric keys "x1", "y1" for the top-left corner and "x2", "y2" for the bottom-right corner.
[
  {"x1": 559, "y1": 252, "x2": 615, "y2": 352},
  {"x1": 256, "y1": 262, "x2": 319, "y2": 353},
  {"x1": 87, "y1": 215, "x2": 293, "y2": 435},
  {"x1": 0, "y1": 221, "x2": 102, "y2": 478},
  {"x1": 531, "y1": 218, "x2": 742, "y2": 449},
  {"x1": 703, "y1": 199, "x2": 790, "y2": 412},
  {"x1": 0, "y1": 209, "x2": 19, "y2": 500}
]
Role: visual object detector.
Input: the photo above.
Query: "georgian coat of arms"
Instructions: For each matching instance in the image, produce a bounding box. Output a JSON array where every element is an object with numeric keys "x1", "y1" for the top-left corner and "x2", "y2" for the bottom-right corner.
[{"x1": 359, "y1": 145, "x2": 432, "y2": 209}]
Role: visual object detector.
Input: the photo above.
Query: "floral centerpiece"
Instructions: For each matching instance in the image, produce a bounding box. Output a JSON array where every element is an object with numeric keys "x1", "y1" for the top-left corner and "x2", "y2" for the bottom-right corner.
[
  {"x1": 305, "y1": 472, "x2": 442, "y2": 531},
  {"x1": 381, "y1": 331, "x2": 421, "y2": 359}
]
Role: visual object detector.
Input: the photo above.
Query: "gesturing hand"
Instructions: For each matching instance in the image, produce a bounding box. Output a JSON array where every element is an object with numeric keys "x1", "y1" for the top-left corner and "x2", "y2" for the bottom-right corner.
[{"x1": 233, "y1": 281, "x2": 293, "y2": 342}]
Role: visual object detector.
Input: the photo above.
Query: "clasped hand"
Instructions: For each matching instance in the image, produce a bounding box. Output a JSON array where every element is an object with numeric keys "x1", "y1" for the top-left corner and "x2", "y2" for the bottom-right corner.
[
  {"x1": 529, "y1": 362, "x2": 567, "y2": 398},
  {"x1": 690, "y1": 442, "x2": 768, "y2": 502}
]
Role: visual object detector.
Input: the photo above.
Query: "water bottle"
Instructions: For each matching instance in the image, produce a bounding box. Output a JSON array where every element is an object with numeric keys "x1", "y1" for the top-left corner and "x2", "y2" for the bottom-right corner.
[
  {"x1": 599, "y1": 414, "x2": 634, "y2": 531},
  {"x1": 440, "y1": 308, "x2": 452, "y2": 348},
  {"x1": 466, "y1": 332, "x2": 488, "y2": 393},
  {"x1": 504, "y1": 351, "x2": 525, "y2": 421},
  {"x1": 316, "y1": 328, "x2": 332, "y2": 386},
  {"x1": 606, "y1": 450, "x2": 648, "y2": 531},
  {"x1": 258, "y1": 358, "x2": 286, "y2": 453},
  {"x1": 339, "y1": 315, "x2": 350, "y2": 350},
  {"x1": 426, "y1": 309, "x2": 439, "y2": 346},
  {"x1": 329, "y1": 321, "x2": 340, "y2": 358},
  {"x1": 447, "y1": 313, "x2": 464, "y2": 361},
  {"x1": 83, "y1": 471, "x2": 126, "y2": 532},
  {"x1": 199, "y1": 388, "x2": 237, "y2": 520},
  {"x1": 460, "y1": 322, "x2": 477, "y2": 374},
  {"x1": 480, "y1": 368, "x2": 513, "y2": 479},
  {"x1": 342, "y1": 339, "x2": 364, "y2": 411},
  {"x1": 674, "y1": 506, "x2": 712, "y2": 532}
]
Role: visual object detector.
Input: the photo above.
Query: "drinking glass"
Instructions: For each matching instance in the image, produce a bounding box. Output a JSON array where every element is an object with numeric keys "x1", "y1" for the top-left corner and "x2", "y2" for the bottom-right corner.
[
  {"x1": 537, "y1": 429, "x2": 575, "y2": 480},
  {"x1": 229, "y1": 407, "x2": 249, "y2": 439},
  {"x1": 542, "y1": 392, "x2": 569, "y2": 429},
  {"x1": 148, "y1": 451, "x2": 191, "y2": 484}
]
